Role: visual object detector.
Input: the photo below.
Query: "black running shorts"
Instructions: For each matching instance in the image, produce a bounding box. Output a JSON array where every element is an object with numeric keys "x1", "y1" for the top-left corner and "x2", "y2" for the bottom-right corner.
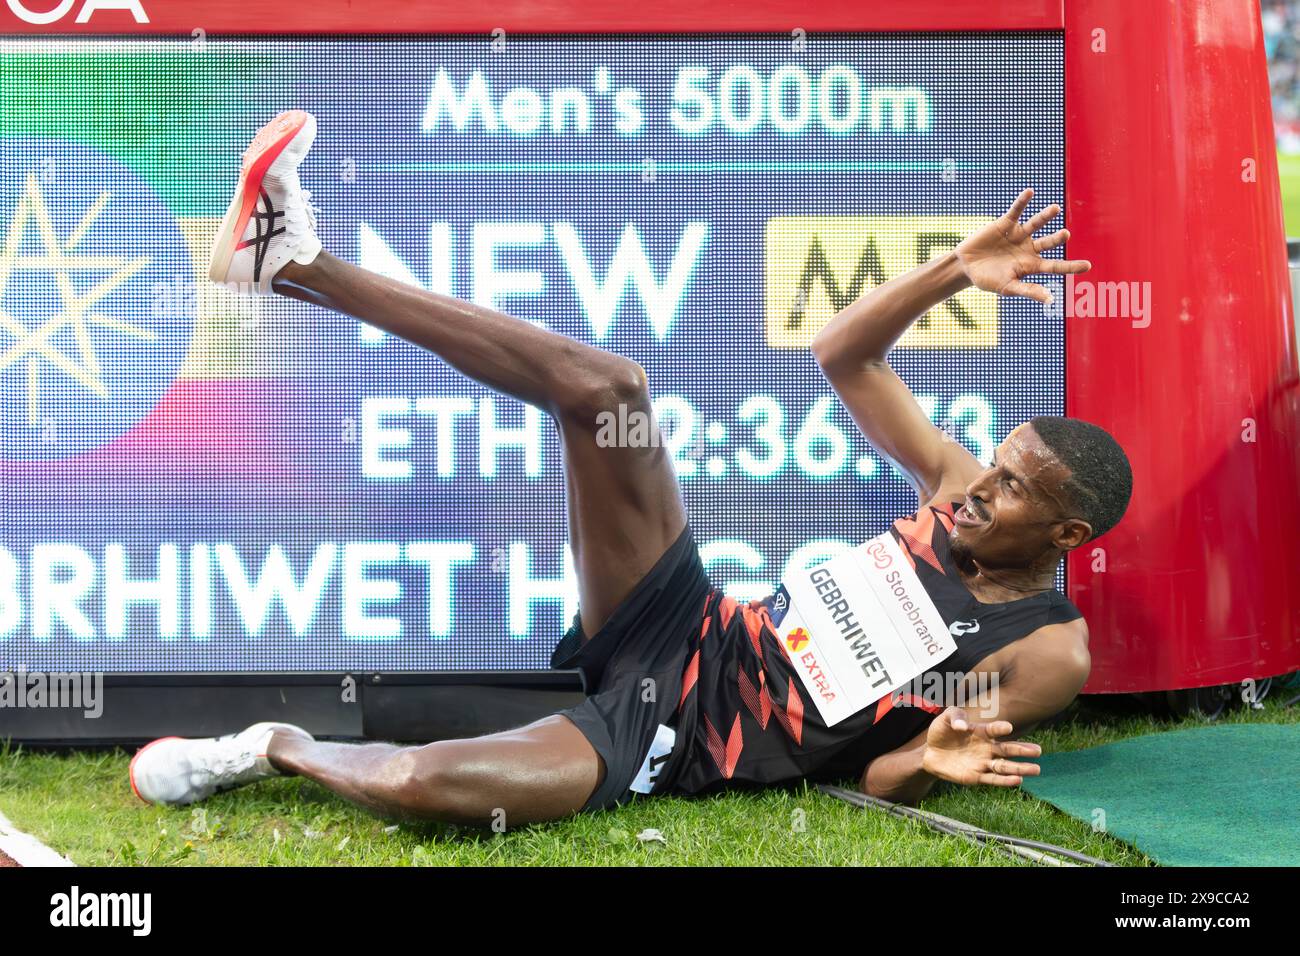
[{"x1": 550, "y1": 523, "x2": 712, "y2": 812}]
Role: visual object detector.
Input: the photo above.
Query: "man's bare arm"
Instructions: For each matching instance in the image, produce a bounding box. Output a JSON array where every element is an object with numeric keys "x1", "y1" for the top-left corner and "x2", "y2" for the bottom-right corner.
[
  {"x1": 859, "y1": 623, "x2": 1091, "y2": 805},
  {"x1": 859, "y1": 725, "x2": 939, "y2": 805},
  {"x1": 810, "y1": 253, "x2": 982, "y2": 505},
  {"x1": 810, "y1": 190, "x2": 1088, "y2": 506}
]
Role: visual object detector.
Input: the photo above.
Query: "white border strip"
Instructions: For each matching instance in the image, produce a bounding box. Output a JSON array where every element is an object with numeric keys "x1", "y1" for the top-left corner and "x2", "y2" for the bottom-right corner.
[{"x1": 0, "y1": 808, "x2": 75, "y2": 867}]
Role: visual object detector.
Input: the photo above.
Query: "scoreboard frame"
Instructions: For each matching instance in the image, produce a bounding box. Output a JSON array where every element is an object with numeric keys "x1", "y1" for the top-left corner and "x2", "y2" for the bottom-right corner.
[{"x1": 2, "y1": 0, "x2": 1296, "y2": 745}]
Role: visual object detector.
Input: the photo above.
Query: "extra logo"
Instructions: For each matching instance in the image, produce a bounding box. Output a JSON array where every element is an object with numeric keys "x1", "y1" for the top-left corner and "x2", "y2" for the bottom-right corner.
[
  {"x1": 4, "y1": 0, "x2": 147, "y2": 25},
  {"x1": 786, "y1": 626, "x2": 810, "y2": 652},
  {"x1": 0, "y1": 139, "x2": 195, "y2": 460}
]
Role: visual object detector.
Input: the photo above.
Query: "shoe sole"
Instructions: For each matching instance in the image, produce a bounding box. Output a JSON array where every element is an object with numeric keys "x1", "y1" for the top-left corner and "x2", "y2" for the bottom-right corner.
[{"x1": 209, "y1": 109, "x2": 315, "y2": 287}]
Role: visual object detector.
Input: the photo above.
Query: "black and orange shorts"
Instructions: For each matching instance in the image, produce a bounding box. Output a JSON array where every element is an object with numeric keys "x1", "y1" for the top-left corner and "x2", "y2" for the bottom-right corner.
[{"x1": 550, "y1": 523, "x2": 713, "y2": 811}]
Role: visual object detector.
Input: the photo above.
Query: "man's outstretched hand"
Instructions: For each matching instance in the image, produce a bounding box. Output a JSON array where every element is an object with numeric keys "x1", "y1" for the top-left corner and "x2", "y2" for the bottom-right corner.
[
  {"x1": 953, "y1": 188, "x2": 1091, "y2": 304},
  {"x1": 921, "y1": 706, "x2": 1043, "y2": 788}
]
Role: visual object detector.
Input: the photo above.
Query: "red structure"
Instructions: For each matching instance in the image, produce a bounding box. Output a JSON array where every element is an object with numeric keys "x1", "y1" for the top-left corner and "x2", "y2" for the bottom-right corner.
[
  {"x1": 6, "y1": 0, "x2": 1297, "y2": 694},
  {"x1": 1062, "y1": 0, "x2": 1300, "y2": 692}
]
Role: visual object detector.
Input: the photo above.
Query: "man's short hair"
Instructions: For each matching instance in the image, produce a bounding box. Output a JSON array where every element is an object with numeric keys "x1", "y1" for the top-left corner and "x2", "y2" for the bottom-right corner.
[{"x1": 1028, "y1": 416, "x2": 1133, "y2": 540}]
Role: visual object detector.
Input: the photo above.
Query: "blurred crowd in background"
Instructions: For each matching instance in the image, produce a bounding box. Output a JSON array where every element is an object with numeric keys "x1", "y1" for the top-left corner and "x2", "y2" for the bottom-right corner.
[{"x1": 1265, "y1": 0, "x2": 1300, "y2": 151}]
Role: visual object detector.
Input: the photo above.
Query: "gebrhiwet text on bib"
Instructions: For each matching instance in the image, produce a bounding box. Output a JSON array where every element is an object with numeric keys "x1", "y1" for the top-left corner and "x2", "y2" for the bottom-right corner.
[{"x1": 766, "y1": 530, "x2": 957, "y2": 726}]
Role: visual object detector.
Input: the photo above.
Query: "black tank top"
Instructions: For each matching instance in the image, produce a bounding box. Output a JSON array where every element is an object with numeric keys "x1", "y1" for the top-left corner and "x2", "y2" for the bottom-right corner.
[{"x1": 660, "y1": 499, "x2": 1083, "y2": 795}]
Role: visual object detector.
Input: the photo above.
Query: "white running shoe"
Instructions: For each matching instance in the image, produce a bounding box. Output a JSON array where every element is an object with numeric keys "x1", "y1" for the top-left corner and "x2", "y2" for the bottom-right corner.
[
  {"x1": 209, "y1": 109, "x2": 322, "y2": 294},
  {"x1": 129, "y1": 721, "x2": 313, "y2": 806}
]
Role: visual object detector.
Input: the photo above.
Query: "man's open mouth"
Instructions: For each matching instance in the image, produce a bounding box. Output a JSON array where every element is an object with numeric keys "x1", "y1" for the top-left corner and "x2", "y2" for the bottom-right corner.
[{"x1": 954, "y1": 497, "x2": 988, "y2": 527}]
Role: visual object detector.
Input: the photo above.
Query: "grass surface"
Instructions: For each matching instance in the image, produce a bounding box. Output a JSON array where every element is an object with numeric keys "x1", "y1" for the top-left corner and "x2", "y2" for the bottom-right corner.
[{"x1": 2, "y1": 693, "x2": 1296, "y2": 866}]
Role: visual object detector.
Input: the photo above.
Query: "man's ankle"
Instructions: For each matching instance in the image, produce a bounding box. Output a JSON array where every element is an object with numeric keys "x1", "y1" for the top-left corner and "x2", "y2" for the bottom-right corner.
[
  {"x1": 272, "y1": 256, "x2": 317, "y2": 291},
  {"x1": 265, "y1": 727, "x2": 311, "y2": 775}
]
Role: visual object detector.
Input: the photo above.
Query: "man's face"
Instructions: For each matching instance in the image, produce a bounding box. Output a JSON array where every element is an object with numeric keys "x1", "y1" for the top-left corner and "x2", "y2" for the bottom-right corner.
[{"x1": 949, "y1": 423, "x2": 1090, "y2": 568}]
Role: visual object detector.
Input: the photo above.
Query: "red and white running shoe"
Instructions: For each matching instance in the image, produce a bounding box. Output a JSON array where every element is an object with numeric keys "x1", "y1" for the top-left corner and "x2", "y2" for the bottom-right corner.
[
  {"x1": 129, "y1": 721, "x2": 313, "y2": 806},
  {"x1": 209, "y1": 109, "x2": 322, "y2": 294}
]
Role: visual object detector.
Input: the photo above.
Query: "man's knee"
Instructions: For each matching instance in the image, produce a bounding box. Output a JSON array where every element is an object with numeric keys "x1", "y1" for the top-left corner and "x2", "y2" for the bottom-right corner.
[{"x1": 556, "y1": 357, "x2": 649, "y2": 424}]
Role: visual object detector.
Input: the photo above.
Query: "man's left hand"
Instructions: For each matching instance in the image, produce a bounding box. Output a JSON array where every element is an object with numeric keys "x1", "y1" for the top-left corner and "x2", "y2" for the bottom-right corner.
[{"x1": 920, "y1": 706, "x2": 1043, "y2": 787}]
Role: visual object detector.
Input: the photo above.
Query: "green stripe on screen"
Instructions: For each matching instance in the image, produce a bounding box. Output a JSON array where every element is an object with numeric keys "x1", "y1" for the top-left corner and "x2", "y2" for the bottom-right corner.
[{"x1": 0, "y1": 52, "x2": 291, "y2": 216}]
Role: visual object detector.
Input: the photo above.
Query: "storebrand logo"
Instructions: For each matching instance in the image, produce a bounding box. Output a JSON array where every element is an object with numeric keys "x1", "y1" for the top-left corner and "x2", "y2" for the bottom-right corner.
[
  {"x1": 949, "y1": 619, "x2": 980, "y2": 636},
  {"x1": 864, "y1": 540, "x2": 893, "y2": 570}
]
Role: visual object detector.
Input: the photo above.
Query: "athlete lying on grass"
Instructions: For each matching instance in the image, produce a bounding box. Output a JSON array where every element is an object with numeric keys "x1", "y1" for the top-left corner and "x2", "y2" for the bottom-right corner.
[{"x1": 131, "y1": 111, "x2": 1132, "y2": 823}]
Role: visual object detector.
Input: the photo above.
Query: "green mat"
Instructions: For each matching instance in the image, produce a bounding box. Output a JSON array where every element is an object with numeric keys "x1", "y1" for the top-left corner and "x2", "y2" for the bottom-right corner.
[{"x1": 1020, "y1": 723, "x2": 1300, "y2": 866}]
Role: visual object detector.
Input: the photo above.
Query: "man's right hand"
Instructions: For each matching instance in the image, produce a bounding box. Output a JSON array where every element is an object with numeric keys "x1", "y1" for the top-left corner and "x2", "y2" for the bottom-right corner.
[{"x1": 953, "y1": 188, "x2": 1091, "y2": 304}]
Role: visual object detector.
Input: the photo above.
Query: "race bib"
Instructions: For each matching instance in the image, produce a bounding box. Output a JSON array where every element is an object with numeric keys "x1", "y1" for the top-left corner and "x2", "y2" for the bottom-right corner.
[{"x1": 766, "y1": 531, "x2": 956, "y2": 726}]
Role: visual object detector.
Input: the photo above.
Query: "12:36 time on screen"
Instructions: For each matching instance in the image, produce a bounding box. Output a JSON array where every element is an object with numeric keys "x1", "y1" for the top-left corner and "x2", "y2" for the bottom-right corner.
[
  {"x1": 359, "y1": 392, "x2": 996, "y2": 483},
  {"x1": 651, "y1": 392, "x2": 995, "y2": 480}
]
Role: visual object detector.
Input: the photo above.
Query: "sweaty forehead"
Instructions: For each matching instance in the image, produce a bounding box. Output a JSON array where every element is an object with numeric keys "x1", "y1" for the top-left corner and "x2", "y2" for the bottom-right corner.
[{"x1": 1000, "y1": 425, "x2": 1068, "y2": 483}]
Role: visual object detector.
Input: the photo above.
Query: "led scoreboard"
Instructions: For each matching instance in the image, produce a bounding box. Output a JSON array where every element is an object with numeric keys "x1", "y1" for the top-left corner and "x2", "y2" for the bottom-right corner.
[{"x1": 0, "y1": 33, "x2": 1064, "y2": 674}]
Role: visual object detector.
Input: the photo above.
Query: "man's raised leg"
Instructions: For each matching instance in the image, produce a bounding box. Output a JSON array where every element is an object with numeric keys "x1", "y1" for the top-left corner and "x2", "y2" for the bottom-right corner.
[
  {"x1": 273, "y1": 251, "x2": 689, "y2": 636},
  {"x1": 213, "y1": 109, "x2": 689, "y2": 636}
]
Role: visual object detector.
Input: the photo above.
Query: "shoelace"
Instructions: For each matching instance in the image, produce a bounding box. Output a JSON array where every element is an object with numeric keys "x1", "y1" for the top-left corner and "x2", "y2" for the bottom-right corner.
[{"x1": 193, "y1": 745, "x2": 257, "y2": 782}]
